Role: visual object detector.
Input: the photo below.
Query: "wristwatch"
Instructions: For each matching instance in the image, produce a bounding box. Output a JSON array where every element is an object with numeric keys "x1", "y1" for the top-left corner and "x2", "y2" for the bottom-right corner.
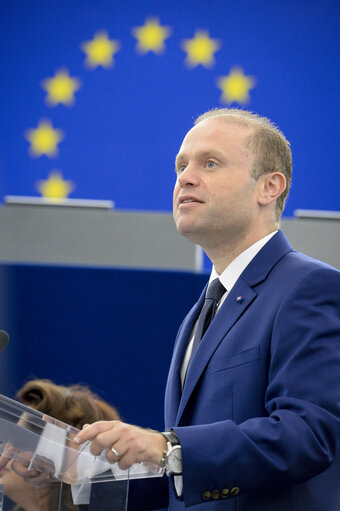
[{"x1": 160, "y1": 430, "x2": 182, "y2": 476}]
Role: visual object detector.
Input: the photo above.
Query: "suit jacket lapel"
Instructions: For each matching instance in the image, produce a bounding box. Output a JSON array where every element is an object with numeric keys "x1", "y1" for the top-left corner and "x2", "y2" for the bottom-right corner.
[
  {"x1": 164, "y1": 284, "x2": 208, "y2": 428},
  {"x1": 175, "y1": 230, "x2": 293, "y2": 425},
  {"x1": 177, "y1": 279, "x2": 256, "y2": 423}
]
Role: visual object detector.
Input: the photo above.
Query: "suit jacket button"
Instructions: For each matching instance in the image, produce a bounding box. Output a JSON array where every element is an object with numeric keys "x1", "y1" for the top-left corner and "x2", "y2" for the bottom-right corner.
[
  {"x1": 211, "y1": 490, "x2": 220, "y2": 500},
  {"x1": 202, "y1": 491, "x2": 211, "y2": 501},
  {"x1": 231, "y1": 486, "x2": 240, "y2": 496},
  {"x1": 221, "y1": 488, "x2": 230, "y2": 499}
]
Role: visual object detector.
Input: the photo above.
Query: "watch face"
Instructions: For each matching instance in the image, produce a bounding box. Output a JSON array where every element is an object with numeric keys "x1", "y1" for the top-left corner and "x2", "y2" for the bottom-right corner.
[{"x1": 167, "y1": 445, "x2": 182, "y2": 475}]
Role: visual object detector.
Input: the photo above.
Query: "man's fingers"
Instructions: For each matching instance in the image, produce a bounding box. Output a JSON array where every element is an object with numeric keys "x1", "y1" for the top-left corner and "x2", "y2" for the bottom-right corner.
[
  {"x1": 75, "y1": 421, "x2": 165, "y2": 470},
  {"x1": 74, "y1": 420, "x2": 118, "y2": 445},
  {"x1": 11, "y1": 460, "x2": 38, "y2": 478},
  {"x1": 105, "y1": 439, "x2": 128, "y2": 464},
  {"x1": 86, "y1": 428, "x2": 120, "y2": 456},
  {"x1": 105, "y1": 444, "x2": 138, "y2": 471},
  {"x1": 0, "y1": 444, "x2": 18, "y2": 469},
  {"x1": 0, "y1": 452, "x2": 10, "y2": 469},
  {"x1": 11, "y1": 460, "x2": 54, "y2": 488}
]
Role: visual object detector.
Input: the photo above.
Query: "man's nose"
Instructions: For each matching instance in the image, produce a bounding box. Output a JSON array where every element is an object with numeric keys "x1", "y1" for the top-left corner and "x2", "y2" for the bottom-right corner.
[{"x1": 177, "y1": 163, "x2": 199, "y2": 187}]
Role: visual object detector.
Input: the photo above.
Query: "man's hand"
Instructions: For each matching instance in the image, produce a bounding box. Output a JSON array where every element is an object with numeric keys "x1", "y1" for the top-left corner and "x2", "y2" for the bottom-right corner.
[
  {"x1": 74, "y1": 420, "x2": 167, "y2": 471},
  {"x1": 0, "y1": 448, "x2": 55, "y2": 488},
  {"x1": 10, "y1": 459, "x2": 54, "y2": 488}
]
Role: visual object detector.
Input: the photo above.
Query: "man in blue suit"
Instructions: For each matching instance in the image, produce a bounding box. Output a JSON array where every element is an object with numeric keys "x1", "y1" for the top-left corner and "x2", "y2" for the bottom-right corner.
[{"x1": 56, "y1": 108, "x2": 340, "y2": 509}]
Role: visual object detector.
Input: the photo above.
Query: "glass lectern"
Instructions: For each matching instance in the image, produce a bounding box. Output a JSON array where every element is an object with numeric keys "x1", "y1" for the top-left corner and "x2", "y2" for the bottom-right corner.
[{"x1": 0, "y1": 393, "x2": 164, "y2": 510}]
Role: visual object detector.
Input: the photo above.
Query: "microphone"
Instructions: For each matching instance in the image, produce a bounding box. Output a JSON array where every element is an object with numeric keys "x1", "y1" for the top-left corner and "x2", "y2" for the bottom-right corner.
[{"x1": 0, "y1": 330, "x2": 9, "y2": 353}]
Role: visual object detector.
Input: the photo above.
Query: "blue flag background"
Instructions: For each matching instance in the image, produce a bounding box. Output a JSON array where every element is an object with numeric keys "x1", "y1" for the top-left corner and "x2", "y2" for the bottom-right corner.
[{"x1": 0, "y1": 0, "x2": 339, "y2": 215}]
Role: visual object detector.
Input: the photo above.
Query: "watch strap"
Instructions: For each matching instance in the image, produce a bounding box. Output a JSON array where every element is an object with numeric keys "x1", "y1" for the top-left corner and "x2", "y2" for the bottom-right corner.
[{"x1": 161, "y1": 430, "x2": 180, "y2": 446}]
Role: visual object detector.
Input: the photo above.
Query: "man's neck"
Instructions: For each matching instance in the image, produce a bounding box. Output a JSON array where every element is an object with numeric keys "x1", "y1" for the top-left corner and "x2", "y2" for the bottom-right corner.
[{"x1": 204, "y1": 226, "x2": 279, "y2": 274}]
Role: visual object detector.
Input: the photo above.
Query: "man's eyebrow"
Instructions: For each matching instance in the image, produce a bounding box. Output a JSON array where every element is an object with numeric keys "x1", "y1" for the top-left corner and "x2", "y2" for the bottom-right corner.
[
  {"x1": 175, "y1": 153, "x2": 185, "y2": 163},
  {"x1": 175, "y1": 150, "x2": 225, "y2": 164},
  {"x1": 200, "y1": 150, "x2": 225, "y2": 160}
]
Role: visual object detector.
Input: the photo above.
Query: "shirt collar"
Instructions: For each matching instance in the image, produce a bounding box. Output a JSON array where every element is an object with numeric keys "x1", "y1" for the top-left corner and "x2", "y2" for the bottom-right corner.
[{"x1": 210, "y1": 231, "x2": 278, "y2": 292}]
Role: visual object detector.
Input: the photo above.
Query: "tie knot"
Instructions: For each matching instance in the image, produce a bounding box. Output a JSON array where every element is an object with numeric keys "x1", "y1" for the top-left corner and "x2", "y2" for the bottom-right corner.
[{"x1": 206, "y1": 278, "x2": 226, "y2": 303}]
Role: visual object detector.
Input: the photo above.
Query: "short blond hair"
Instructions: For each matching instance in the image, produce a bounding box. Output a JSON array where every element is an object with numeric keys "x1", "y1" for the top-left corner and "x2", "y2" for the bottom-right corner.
[{"x1": 195, "y1": 108, "x2": 292, "y2": 220}]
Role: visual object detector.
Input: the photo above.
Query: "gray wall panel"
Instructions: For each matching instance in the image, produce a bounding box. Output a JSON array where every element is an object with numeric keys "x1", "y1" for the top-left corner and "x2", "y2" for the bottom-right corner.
[
  {"x1": 0, "y1": 205, "x2": 199, "y2": 271},
  {"x1": 0, "y1": 204, "x2": 338, "y2": 271}
]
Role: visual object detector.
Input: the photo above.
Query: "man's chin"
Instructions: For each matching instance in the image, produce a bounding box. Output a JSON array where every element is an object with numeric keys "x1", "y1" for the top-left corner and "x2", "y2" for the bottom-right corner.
[{"x1": 175, "y1": 221, "x2": 203, "y2": 243}]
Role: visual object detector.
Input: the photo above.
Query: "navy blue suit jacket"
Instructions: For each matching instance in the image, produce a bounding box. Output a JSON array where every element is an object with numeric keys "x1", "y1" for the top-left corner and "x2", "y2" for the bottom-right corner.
[{"x1": 163, "y1": 230, "x2": 340, "y2": 511}]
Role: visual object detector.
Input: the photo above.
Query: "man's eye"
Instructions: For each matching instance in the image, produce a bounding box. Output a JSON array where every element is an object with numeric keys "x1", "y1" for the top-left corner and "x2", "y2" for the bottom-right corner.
[
  {"x1": 176, "y1": 164, "x2": 186, "y2": 173},
  {"x1": 206, "y1": 161, "x2": 217, "y2": 169}
]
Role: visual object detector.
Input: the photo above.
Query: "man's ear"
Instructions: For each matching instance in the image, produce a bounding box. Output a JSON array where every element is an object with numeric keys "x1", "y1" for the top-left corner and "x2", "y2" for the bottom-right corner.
[{"x1": 257, "y1": 172, "x2": 286, "y2": 206}]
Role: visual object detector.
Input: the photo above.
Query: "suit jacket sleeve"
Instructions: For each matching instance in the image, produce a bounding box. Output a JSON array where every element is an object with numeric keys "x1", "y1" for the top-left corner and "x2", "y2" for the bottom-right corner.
[{"x1": 173, "y1": 265, "x2": 340, "y2": 507}]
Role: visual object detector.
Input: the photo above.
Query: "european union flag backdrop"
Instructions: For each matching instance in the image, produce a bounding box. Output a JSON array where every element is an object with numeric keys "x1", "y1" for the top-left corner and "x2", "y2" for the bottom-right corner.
[{"x1": 1, "y1": 0, "x2": 339, "y2": 215}]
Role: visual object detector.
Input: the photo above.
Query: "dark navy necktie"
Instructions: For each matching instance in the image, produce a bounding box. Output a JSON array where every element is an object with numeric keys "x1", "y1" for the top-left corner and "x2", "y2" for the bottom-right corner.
[{"x1": 188, "y1": 278, "x2": 226, "y2": 365}]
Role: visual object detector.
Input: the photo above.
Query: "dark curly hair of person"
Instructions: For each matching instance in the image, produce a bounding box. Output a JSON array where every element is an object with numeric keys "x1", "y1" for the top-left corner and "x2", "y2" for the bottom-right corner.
[{"x1": 12, "y1": 379, "x2": 120, "y2": 511}]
